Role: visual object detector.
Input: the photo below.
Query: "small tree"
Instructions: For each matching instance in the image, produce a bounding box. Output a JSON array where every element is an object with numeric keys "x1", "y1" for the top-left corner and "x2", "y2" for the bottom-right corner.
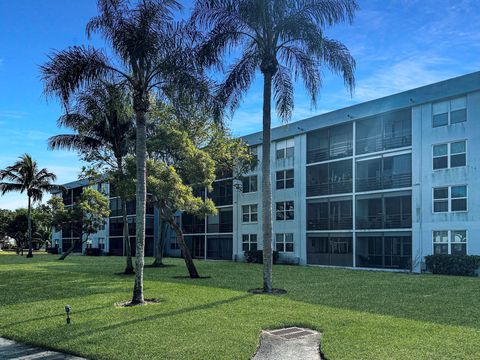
[
  {"x1": 4, "y1": 210, "x2": 32, "y2": 255},
  {"x1": 146, "y1": 159, "x2": 217, "y2": 278},
  {"x1": 53, "y1": 188, "x2": 110, "y2": 260}
]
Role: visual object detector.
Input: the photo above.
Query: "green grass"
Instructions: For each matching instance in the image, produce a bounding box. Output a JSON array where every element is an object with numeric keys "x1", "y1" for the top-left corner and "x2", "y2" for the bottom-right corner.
[{"x1": 0, "y1": 254, "x2": 479, "y2": 359}]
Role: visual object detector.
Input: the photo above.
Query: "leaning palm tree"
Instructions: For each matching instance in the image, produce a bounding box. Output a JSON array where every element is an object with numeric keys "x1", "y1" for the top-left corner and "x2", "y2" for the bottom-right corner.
[
  {"x1": 192, "y1": 0, "x2": 357, "y2": 293},
  {"x1": 48, "y1": 82, "x2": 136, "y2": 274},
  {"x1": 0, "y1": 154, "x2": 58, "y2": 258},
  {"x1": 41, "y1": 0, "x2": 211, "y2": 305}
]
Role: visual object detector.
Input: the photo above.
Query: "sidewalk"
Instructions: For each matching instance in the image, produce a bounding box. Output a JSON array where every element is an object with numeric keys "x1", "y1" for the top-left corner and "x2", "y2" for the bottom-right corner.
[{"x1": 0, "y1": 337, "x2": 86, "y2": 360}]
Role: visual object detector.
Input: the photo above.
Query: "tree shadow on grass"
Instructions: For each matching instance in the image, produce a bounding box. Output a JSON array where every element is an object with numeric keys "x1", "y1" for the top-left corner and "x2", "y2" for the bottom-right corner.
[{"x1": 64, "y1": 293, "x2": 252, "y2": 338}]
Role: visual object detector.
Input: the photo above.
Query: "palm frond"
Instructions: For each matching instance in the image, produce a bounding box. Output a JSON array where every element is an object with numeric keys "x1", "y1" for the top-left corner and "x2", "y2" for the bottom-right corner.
[
  {"x1": 273, "y1": 65, "x2": 294, "y2": 121},
  {"x1": 40, "y1": 46, "x2": 113, "y2": 107},
  {"x1": 48, "y1": 134, "x2": 102, "y2": 152}
]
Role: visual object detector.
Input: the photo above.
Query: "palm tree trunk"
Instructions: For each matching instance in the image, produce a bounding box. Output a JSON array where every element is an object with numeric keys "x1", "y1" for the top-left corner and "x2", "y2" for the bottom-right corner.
[
  {"x1": 132, "y1": 109, "x2": 147, "y2": 305},
  {"x1": 26, "y1": 195, "x2": 33, "y2": 258},
  {"x1": 123, "y1": 200, "x2": 134, "y2": 274},
  {"x1": 151, "y1": 218, "x2": 166, "y2": 267},
  {"x1": 168, "y1": 217, "x2": 199, "y2": 278},
  {"x1": 262, "y1": 71, "x2": 274, "y2": 293}
]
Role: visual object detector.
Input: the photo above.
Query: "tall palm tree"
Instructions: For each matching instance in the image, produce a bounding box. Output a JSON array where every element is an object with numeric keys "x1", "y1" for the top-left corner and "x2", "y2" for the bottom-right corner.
[
  {"x1": 192, "y1": 0, "x2": 357, "y2": 293},
  {"x1": 41, "y1": 0, "x2": 210, "y2": 305},
  {"x1": 48, "y1": 82, "x2": 136, "y2": 274},
  {"x1": 0, "y1": 154, "x2": 58, "y2": 258}
]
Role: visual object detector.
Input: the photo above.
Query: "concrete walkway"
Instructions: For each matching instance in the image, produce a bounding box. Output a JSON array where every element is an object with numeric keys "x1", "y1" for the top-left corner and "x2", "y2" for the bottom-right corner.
[
  {"x1": 252, "y1": 327, "x2": 322, "y2": 360},
  {"x1": 0, "y1": 337, "x2": 85, "y2": 360}
]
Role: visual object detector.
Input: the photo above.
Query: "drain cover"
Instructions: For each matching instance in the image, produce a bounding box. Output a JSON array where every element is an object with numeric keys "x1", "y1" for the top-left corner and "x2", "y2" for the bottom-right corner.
[{"x1": 267, "y1": 327, "x2": 317, "y2": 340}]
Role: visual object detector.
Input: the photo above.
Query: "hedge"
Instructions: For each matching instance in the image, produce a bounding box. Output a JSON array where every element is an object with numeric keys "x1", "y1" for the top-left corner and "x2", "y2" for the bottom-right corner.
[
  {"x1": 244, "y1": 250, "x2": 279, "y2": 264},
  {"x1": 425, "y1": 254, "x2": 480, "y2": 276}
]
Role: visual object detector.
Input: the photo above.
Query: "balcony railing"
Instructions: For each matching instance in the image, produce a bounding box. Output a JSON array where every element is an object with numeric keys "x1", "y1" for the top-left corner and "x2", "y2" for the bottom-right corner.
[
  {"x1": 307, "y1": 217, "x2": 353, "y2": 231},
  {"x1": 208, "y1": 195, "x2": 232, "y2": 206},
  {"x1": 307, "y1": 141, "x2": 353, "y2": 163},
  {"x1": 356, "y1": 131, "x2": 412, "y2": 155},
  {"x1": 356, "y1": 213, "x2": 411, "y2": 229},
  {"x1": 307, "y1": 180, "x2": 352, "y2": 197},
  {"x1": 182, "y1": 224, "x2": 205, "y2": 234},
  {"x1": 207, "y1": 223, "x2": 233, "y2": 233},
  {"x1": 356, "y1": 173, "x2": 412, "y2": 192}
]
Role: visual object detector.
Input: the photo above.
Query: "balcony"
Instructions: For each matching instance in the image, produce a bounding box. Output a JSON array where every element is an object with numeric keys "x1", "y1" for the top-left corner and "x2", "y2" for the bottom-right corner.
[
  {"x1": 307, "y1": 141, "x2": 353, "y2": 163},
  {"x1": 307, "y1": 217, "x2": 353, "y2": 231},
  {"x1": 356, "y1": 173, "x2": 411, "y2": 192},
  {"x1": 307, "y1": 180, "x2": 352, "y2": 197},
  {"x1": 356, "y1": 213, "x2": 411, "y2": 229},
  {"x1": 207, "y1": 223, "x2": 233, "y2": 233},
  {"x1": 208, "y1": 195, "x2": 232, "y2": 207},
  {"x1": 182, "y1": 224, "x2": 205, "y2": 234}
]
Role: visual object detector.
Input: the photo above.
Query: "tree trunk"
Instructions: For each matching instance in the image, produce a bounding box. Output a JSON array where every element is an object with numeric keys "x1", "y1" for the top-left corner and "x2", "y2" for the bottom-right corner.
[
  {"x1": 58, "y1": 238, "x2": 77, "y2": 260},
  {"x1": 168, "y1": 217, "x2": 199, "y2": 278},
  {"x1": 26, "y1": 196, "x2": 33, "y2": 258},
  {"x1": 132, "y1": 109, "x2": 147, "y2": 305},
  {"x1": 261, "y1": 71, "x2": 274, "y2": 293},
  {"x1": 151, "y1": 218, "x2": 166, "y2": 267},
  {"x1": 122, "y1": 200, "x2": 134, "y2": 274}
]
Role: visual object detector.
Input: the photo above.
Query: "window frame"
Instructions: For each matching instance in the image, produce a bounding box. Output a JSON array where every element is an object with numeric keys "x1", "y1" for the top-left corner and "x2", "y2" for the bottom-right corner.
[
  {"x1": 276, "y1": 169, "x2": 294, "y2": 190},
  {"x1": 432, "y1": 230, "x2": 467, "y2": 255},
  {"x1": 242, "y1": 175, "x2": 258, "y2": 193},
  {"x1": 276, "y1": 201, "x2": 295, "y2": 221},
  {"x1": 432, "y1": 140, "x2": 467, "y2": 170},
  {"x1": 275, "y1": 138, "x2": 295, "y2": 160},
  {"x1": 242, "y1": 204, "x2": 258, "y2": 223},
  {"x1": 432, "y1": 96, "x2": 467, "y2": 128},
  {"x1": 242, "y1": 234, "x2": 258, "y2": 252},
  {"x1": 276, "y1": 233, "x2": 294, "y2": 253},
  {"x1": 432, "y1": 185, "x2": 468, "y2": 213}
]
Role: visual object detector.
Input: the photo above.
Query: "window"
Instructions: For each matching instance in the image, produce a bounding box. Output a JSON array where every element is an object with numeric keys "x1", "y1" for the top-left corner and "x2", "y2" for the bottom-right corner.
[
  {"x1": 451, "y1": 185, "x2": 467, "y2": 211},
  {"x1": 433, "y1": 187, "x2": 448, "y2": 212},
  {"x1": 433, "y1": 141, "x2": 466, "y2": 170},
  {"x1": 432, "y1": 96, "x2": 467, "y2": 127},
  {"x1": 242, "y1": 204, "x2": 258, "y2": 223},
  {"x1": 249, "y1": 146, "x2": 258, "y2": 170},
  {"x1": 276, "y1": 138, "x2": 294, "y2": 159},
  {"x1": 276, "y1": 233, "x2": 294, "y2": 252},
  {"x1": 450, "y1": 141, "x2": 466, "y2": 167},
  {"x1": 276, "y1": 201, "x2": 294, "y2": 220},
  {"x1": 433, "y1": 186, "x2": 467, "y2": 212},
  {"x1": 242, "y1": 234, "x2": 257, "y2": 251},
  {"x1": 242, "y1": 175, "x2": 258, "y2": 193},
  {"x1": 276, "y1": 169, "x2": 294, "y2": 189},
  {"x1": 433, "y1": 230, "x2": 467, "y2": 255}
]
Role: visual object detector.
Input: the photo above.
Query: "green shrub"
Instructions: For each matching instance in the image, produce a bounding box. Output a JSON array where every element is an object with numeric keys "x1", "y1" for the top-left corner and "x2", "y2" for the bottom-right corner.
[
  {"x1": 244, "y1": 250, "x2": 279, "y2": 264},
  {"x1": 425, "y1": 254, "x2": 480, "y2": 276}
]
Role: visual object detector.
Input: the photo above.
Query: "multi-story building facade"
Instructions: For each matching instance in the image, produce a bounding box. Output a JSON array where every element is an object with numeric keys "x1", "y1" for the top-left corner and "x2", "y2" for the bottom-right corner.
[
  {"x1": 165, "y1": 71, "x2": 480, "y2": 272},
  {"x1": 51, "y1": 180, "x2": 161, "y2": 256},
  {"x1": 54, "y1": 71, "x2": 480, "y2": 272}
]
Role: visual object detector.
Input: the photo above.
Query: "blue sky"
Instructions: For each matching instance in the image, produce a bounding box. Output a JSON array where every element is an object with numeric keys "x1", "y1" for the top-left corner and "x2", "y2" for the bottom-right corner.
[{"x1": 1, "y1": 0, "x2": 479, "y2": 210}]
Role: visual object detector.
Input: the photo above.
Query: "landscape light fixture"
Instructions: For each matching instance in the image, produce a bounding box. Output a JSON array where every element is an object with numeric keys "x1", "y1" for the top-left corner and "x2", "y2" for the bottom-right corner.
[{"x1": 65, "y1": 305, "x2": 71, "y2": 325}]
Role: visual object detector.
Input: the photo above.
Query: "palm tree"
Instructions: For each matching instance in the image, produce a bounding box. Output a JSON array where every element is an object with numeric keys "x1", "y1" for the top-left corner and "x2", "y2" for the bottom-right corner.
[
  {"x1": 0, "y1": 154, "x2": 58, "y2": 258},
  {"x1": 48, "y1": 82, "x2": 136, "y2": 274},
  {"x1": 192, "y1": 0, "x2": 357, "y2": 293},
  {"x1": 41, "y1": 0, "x2": 210, "y2": 305}
]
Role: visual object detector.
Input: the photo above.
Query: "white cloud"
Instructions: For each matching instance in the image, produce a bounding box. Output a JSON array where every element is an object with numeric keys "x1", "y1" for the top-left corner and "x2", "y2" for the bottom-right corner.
[
  {"x1": 0, "y1": 110, "x2": 28, "y2": 120},
  {"x1": 351, "y1": 55, "x2": 460, "y2": 102}
]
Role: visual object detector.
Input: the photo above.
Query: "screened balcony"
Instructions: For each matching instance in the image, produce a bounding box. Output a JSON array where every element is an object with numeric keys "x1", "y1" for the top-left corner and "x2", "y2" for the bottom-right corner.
[
  {"x1": 356, "y1": 194, "x2": 412, "y2": 229},
  {"x1": 356, "y1": 108, "x2": 412, "y2": 155},
  {"x1": 207, "y1": 209, "x2": 233, "y2": 233},
  {"x1": 307, "y1": 199, "x2": 353, "y2": 231},
  {"x1": 356, "y1": 154, "x2": 412, "y2": 192},
  {"x1": 306, "y1": 159, "x2": 352, "y2": 196},
  {"x1": 208, "y1": 179, "x2": 233, "y2": 206},
  {"x1": 307, "y1": 123, "x2": 353, "y2": 163}
]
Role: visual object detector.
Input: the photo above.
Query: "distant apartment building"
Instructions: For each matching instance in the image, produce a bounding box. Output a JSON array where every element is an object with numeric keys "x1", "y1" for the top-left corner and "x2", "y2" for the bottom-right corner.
[
  {"x1": 51, "y1": 180, "x2": 161, "y2": 256},
  {"x1": 54, "y1": 71, "x2": 480, "y2": 272}
]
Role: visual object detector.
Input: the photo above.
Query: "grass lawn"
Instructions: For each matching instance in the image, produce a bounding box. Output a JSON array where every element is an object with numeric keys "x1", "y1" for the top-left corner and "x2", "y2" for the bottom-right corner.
[{"x1": 0, "y1": 254, "x2": 479, "y2": 359}]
